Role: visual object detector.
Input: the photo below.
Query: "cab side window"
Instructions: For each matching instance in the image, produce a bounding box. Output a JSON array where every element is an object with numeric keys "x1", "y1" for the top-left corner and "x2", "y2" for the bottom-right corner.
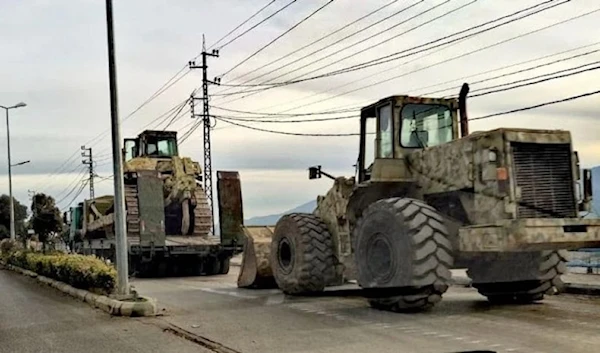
[{"x1": 378, "y1": 104, "x2": 393, "y2": 158}]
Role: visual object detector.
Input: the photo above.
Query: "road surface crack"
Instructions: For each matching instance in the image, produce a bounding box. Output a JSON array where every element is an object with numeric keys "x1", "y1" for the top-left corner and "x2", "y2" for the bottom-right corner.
[{"x1": 140, "y1": 318, "x2": 242, "y2": 353}]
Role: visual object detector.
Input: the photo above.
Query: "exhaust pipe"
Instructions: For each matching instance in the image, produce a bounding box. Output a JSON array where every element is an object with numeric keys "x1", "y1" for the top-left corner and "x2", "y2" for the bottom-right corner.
[{"x1": 458, "y1": 83, "x2": 470, "y2": 138}]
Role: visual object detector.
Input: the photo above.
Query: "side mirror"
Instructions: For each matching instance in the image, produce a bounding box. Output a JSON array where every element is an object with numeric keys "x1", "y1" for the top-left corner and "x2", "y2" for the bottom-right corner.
[
  {"x1": 580, "y1": 168, "x2": 593, "y2": 212},
  {"x1": 309, "y1": 166, "x2": 321, "y2": 180},
  {"x1": 308, "y1": 165, "x2": 335, "y2": 180}
]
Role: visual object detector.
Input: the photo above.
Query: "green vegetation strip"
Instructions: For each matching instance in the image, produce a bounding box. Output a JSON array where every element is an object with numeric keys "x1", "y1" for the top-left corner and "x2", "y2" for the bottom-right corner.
[{"x1": 0, "y1": 240, "x2": 156, "y2": 317}]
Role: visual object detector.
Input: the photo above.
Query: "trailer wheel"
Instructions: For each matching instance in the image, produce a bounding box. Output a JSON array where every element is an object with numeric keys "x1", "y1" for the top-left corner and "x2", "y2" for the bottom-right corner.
[
  {"x1": 354, "y1": 198, "x2": 453, "y2": 312},
  {"x1": 203, "y1": 257, "x2": 220, "y2": 275},
  {"x1": 219, "y1": 257, "x2": 231, "y2": 275},
  {"x1": 271, "y1": 213, "x2": 336, "y2": 294},
  {"x1": 468, "y1": 250, "x2": 567, "y2": 304}
]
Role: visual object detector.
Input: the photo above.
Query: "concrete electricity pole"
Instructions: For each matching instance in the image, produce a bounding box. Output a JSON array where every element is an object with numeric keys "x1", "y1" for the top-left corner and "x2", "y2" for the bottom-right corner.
[
  {"x1": 81, "y1": 146, "x2": 95, "y2": 200},
  {"x1": 104, "y1": 0, "x2": 129, "y2": 296},
  {"x1": 189, "y1": 36, "x2": 220, "y2": 235},
  {"x1": 1, "y1": 102, "x2": 27, "y2": 241}
]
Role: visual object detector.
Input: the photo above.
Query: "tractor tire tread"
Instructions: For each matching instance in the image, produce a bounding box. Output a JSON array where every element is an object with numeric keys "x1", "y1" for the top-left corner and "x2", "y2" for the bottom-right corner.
[
  {"x1": 273, "y1": 213, "x2": 335, "y2": 294},
  {"x1": 361, "y1": 198, "x2": 454, "y2": 312},
  {"x1": 468, "y1": 249, "x2": 567, "y2": 303}
]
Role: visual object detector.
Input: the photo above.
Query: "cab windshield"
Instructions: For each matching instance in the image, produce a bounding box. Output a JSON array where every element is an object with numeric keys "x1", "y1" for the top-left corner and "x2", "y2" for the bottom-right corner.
[
  {"x1": 146, "y1": 136, "x2": 178, "y2": 157},
  {"x1": 400, "y1": 104, "x2": 452, "y2": 148}
]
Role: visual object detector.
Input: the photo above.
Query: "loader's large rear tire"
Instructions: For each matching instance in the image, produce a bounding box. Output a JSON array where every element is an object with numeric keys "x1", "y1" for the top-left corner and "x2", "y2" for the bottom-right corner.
[
  {"x1": 467, "y1": 250, "x2": 567, "y2": 304},
  {"x1": 271, "y1": 213, "x2": 336, "y2": 294},
  {"x1": 354, "y1": 198, "x2": 454, "y2": 312}
]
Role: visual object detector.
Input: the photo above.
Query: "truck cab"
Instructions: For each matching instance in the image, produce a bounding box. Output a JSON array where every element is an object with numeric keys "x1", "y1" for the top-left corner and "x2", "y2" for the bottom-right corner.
[
  {"x1": 124, "y1": 130, "x2": 179, "y2": 162},
  {"x1": 357, "y1": 95, "x2": 460, "y2": 184}
]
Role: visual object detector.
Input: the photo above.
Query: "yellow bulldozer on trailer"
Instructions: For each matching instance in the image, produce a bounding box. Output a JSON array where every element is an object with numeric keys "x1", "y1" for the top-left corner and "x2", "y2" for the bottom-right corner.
[
  {"x1": 66, "y1": 130, "x2": 244, "y2": 277},
  {"x1": 235, "y1": 83, "x2": 600, "y2": 312}
]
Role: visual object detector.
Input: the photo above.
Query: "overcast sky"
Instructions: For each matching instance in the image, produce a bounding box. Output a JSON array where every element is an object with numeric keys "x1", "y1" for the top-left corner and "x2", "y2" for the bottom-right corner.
[{"x1": 1, "y1": 0, "x2": 599, "y2": 218}]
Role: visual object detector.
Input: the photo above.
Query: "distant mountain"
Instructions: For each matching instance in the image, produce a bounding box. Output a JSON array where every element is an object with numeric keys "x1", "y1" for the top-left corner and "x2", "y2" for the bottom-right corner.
[{"x1": 245, "y1": 200, "x2": 317, "y2": 226}]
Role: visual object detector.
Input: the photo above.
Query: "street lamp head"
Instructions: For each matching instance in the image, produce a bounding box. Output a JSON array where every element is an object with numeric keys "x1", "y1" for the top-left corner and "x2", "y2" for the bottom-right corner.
[
  {"x1": 11, "y1": 160, "x2": 30, "y2": 167},
  {"x1": 13, "y1": 102, "x2": 26, "y2": 109}
]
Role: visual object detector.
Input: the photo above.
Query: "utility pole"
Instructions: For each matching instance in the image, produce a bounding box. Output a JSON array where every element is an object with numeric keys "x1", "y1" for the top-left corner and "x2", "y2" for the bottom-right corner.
[
  {"x1": 81, "y1": 146, "x2": 95, "y2": 200},
  {"x1": 104, "y1": 0, "x2": 129, "y2": 296},
  {"x1": 189, "y1": 36, "x2": 220, "y2": 235}
]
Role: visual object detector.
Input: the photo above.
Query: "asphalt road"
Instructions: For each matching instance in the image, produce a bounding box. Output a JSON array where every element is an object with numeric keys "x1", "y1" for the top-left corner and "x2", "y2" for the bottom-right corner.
[
  {"x1": 133, "y1": 266, "x2": 600, "y2": 353},
  {"x1": 0, "y1": 269, "x2": 210, "y2": 353}
]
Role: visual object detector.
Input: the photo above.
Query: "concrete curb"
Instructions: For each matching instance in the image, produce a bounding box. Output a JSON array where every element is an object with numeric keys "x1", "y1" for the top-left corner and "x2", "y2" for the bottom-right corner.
[
  {"x1": 3, "y1": 263, "x2": 157, "y2": 317},
  {"x1": 562, "y1": 282, "x2": 600, "y2": 296}
]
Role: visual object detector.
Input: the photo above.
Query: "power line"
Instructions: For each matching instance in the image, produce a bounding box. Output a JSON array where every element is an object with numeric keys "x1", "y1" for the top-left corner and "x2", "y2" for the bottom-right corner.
[
  {"x1": 37, "y1": 0, "x2": 285, "y2": 185},
  {"x1": 162, "y1": 98, "x2": 190, "y2": 130},
  {"x1": 215, "y1": 116, "x2": 360, "y2": 136},
  {"x1": 215, "y1": 0, "x2": 426, "y2": 97},
  {"x1": 215, "y1": 114, "x2": 358, "y2": 123},
  {"x1": 222, "y1": 0, "x2": 403, "y2": 86},
  {"x1": 219, "y1": 0, "x2": 335, "y2": 79},
  {"x1": 179, "y1": 120, "x2": 203, "y2": 145},
  {"x1": 417, "y1": 43, "x2": 600, "y2": 96},
  {"x1": 216, "y1": 0, "x2": 299, "y2": 52},
  {"x1": 269, "y1": 2, "x2": 594, "y2": 113},
  {"x1": 468, "y1": 62, "x2": 600, "y2": 98},
  {"x1": 121, "y1": 70, "x2": 191, "y2": 124},
  {"x1": 140, "y1": 98, "x2": 190, "y2": 131},
  {"x1": 316, "y1": 0, "x2": 570, "y2": 79},
  {"x1": 210, "y1": 105, "x2": 356, "y2": 116},
  {"x1": 31, "y1": 151, "x2": 80, "y2": 191},
  {"x1": 208, "y1": 0, "x2": 279, "y2": 50},
  {"x1": 55, "y1": 174, "x2": 88, "y2": 206},
  {"x1": 245, "y1": 0, "x2": 470, "y2": 94},
  {"x1": 52, "y1": 168, "x2": 88, "y2": 201},
  {"x1": 216, "y1": 0, "x2": 572, "y2": 108},
  {"x1": 470, "y1": 88, "x2": 600, "y2": 121},
  {"x1": 60, "y1": 179, "x2": 89, "y2": 212},
  {"x1": 283, "y1": 0, "x2": 476, "y2": 81},
  {"x1": 253, "y1": 34, "x2": 469, "y2": 113}
]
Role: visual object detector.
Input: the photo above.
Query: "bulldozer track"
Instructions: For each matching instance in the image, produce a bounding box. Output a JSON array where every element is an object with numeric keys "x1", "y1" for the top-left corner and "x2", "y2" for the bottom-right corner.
[
  {"x1": 124, "y1": 183, "x2": 213, "y2": 237},
  {"x1": 125, "y1": 184, "x2": 141, "y2": 237},
  {"x1": 192, "y1": 187, "x2": 213, "y2": 236}
]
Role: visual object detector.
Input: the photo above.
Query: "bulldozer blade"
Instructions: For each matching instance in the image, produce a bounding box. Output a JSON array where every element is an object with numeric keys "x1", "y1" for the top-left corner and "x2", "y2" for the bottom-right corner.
[{"x1": 237, "y1": 226, "x2": 278, "y2": 289}]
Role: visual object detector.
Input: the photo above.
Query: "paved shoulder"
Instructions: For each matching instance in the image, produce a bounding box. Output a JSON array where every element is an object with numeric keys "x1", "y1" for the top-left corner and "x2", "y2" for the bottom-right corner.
[{"x1": 0, "y1": 270, "x2": 208, "y2": 353}]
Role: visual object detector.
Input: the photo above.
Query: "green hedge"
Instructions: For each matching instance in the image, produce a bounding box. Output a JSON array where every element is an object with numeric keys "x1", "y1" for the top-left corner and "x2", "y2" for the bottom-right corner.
[{"x1": 5, "y1": 250, "x2": 116, "y2": 294}]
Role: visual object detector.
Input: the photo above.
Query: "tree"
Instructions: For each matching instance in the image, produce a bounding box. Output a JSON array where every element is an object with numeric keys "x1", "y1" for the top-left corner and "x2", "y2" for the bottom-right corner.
[
  {"x1": 31, "y1": 193, "x2": 63, "y2": 252},
  {"x1": 0, "y1": 194, "x2": 28, "y2": 240}
]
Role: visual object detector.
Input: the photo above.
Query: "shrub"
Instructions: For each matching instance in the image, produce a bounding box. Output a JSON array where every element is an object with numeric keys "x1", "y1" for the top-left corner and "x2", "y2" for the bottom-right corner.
[
  {"x1": 6, "y1": 250, "x2": 116, "y2": 294},
  {"x1": 0, "y1": 239, "x2": 21, "y2": 256}
]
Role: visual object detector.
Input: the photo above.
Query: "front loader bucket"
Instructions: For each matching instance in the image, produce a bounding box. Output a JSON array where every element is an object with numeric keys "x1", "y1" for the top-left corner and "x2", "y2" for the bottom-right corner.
[{"x1": 237, "y1": 226, "x2": 278, "y2": 289}]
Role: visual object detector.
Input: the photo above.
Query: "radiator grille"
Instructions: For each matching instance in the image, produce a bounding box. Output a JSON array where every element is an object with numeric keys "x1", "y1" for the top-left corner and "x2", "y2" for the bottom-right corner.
[{"x1": 511, "y1": 142, "x2": 576, "y2": 218}]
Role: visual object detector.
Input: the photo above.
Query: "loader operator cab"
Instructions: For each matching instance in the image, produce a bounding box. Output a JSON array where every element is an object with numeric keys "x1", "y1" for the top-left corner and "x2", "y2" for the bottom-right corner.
[
  {"x1": 124, "y1": 130, "x2": 179, "y2": 162},
  {"x1": 357, "y1": 95, "x2": 460, "y2": 183}
]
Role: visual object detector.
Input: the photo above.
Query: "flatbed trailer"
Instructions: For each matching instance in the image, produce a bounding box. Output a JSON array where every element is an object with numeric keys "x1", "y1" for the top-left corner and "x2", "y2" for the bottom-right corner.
[{"x1": 65, "y1": 170, "x2": 245, "y2": 277}]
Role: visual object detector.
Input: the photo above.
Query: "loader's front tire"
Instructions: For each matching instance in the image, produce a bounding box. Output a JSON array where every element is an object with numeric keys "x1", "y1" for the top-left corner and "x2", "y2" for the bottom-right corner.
[
  {"x1": 354, "y1": 198, "x2": 454, "y2": 312},
  {"x1": 271, "y1": 213, "x2": 336, "y2": 294},
  {"x1": 467, "y1": 250, "x2": 567, "y2": 304}
]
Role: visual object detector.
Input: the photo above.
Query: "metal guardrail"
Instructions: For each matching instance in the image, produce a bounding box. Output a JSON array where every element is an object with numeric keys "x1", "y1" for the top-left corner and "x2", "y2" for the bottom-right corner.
[{"x1": 567, "y1": 249, "x2": 600, "y2": 272}]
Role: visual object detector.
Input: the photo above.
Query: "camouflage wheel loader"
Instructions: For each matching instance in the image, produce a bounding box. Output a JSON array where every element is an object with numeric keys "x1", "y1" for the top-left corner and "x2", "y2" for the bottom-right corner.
[
  {"x1": 66, "y1": 130, "x2": 243, "y2": 277},
  {"x1": 237, "y1": 83, "x2": 600, "y2": 312}
]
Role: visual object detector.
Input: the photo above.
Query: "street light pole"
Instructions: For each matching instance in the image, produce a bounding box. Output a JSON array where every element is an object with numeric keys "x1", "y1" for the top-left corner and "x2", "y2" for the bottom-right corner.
[
  {"x1": 104, "y1": 0, "x2": 129, "y2": 296},
  {"x1": 1, "y1": 102, "x2": 26, "y2": 241}
]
